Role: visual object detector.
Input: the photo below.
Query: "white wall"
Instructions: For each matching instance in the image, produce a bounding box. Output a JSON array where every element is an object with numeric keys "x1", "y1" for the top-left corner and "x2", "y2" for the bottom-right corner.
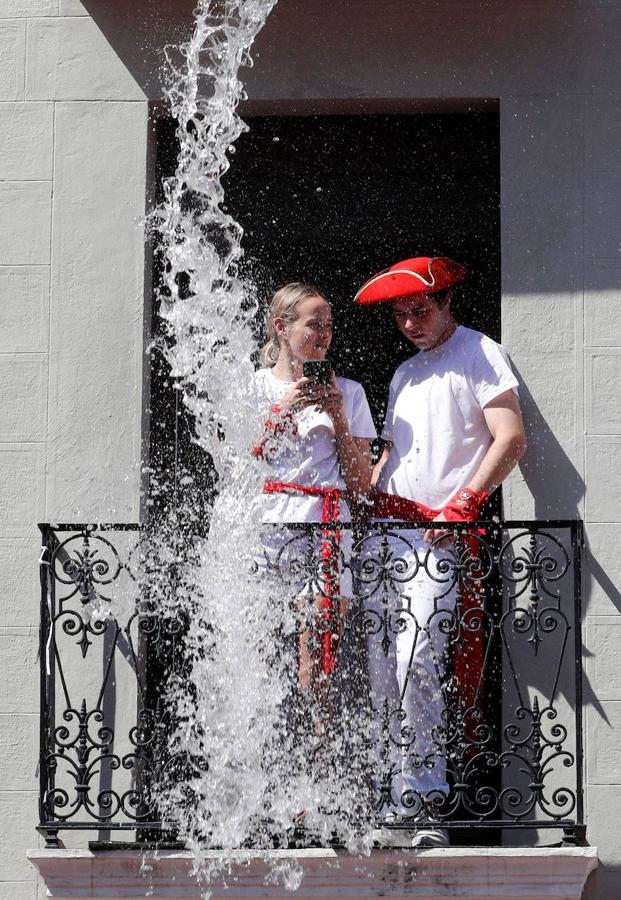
[
  {"x1": 1, "y1": 1, "x2": 621, "y2": 897},
  {"x1": 0, "y1": 2, "x2": 147, "y2": 898}
]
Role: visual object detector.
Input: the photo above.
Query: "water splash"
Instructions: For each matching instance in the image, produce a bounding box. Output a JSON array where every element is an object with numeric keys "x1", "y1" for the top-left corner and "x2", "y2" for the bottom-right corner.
[{"x1": 148, "y1": 0, "x2": 373, "y2": 892}]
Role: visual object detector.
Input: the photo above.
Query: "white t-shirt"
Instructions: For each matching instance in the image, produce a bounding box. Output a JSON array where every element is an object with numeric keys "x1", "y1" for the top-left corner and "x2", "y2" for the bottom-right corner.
[
  {"x1": 253, "y1": 368, "x2": 377, "y2": 522},
  {"x1": 378, "y1": 325, "x2": 519, "y2": 509}
]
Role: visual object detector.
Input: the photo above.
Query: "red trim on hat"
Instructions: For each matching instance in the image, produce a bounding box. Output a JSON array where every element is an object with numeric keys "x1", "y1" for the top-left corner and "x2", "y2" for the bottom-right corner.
[{"x1": 354, "y1": 256, "x2": 467, "y2": 306}]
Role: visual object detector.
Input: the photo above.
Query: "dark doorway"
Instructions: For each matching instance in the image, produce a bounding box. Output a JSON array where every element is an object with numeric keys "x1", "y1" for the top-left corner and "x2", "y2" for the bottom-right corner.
[
  {"x1": 151, "y1": 111, "x2": 501, "y2": 512},
  {"x1": 226, "y1": 112, "x2": 500, "y2": 419},
  {"x1": 149, "y1": 111, "x2": 503, "y2": 845}
]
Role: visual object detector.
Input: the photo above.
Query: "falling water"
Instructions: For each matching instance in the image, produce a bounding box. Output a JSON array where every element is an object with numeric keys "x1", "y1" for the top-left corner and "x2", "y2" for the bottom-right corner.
[{"x1": 149, "y1": 0, "x2": 373, "y2": 891}]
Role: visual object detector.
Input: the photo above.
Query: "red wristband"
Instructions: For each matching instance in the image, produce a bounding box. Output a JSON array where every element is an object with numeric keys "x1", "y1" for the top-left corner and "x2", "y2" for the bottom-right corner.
[{"x1": 441, "y1": 487, "x2": 489, "y2": 522}]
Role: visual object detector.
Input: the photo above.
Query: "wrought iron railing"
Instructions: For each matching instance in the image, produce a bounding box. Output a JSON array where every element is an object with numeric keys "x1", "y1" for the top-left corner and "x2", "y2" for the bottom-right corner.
[{"x1": 37, "y1": 520, "x2": 584, "y2": 847}]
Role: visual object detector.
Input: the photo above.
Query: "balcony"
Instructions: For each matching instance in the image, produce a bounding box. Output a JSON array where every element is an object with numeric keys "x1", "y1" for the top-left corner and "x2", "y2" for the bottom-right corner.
[{"x1": 30, "y1": 519, "x2": 597, "y2": 899}]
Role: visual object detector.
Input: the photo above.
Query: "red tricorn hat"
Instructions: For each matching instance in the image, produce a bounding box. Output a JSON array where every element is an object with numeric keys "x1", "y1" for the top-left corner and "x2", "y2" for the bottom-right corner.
[{"x1": 354, "y1": 256, "x2": 467, "y2": 306}]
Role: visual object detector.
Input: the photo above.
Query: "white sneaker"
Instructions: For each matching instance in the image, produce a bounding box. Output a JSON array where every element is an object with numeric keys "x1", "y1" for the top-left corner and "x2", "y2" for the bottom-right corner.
[
  {"x1": 372, "y1": 828, "x2": 409, "y2": 848},
  {"x1": 410, "y1": 826, "x2": 449, "y2": 848},
  {"x1": 371, "y1": 811, "x2": 409, "y2": 848}
]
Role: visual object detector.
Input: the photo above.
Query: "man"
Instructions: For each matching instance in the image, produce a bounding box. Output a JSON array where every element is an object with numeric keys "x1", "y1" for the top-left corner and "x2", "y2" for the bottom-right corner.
[{"x1": 355, "y1": 256, "x2": 527, "y2": 847}]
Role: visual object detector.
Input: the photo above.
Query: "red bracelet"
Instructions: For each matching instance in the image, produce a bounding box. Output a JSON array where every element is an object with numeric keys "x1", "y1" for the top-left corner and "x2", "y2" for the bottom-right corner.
[{"x1": 441, "y1": 487, "x2": 489, "y2": 522}]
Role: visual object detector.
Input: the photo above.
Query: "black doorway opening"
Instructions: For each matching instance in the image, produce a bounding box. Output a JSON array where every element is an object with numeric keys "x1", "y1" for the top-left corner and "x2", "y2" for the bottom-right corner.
[
  {"x1": 149, "y1": 110, "x2": 503, "y2": 846},
  {"x1": 150, "y1": 111, "x2": 501, "y2": 517},
  {"x1": 225, "y1": 112, "x2": 500, "y2": 420}
]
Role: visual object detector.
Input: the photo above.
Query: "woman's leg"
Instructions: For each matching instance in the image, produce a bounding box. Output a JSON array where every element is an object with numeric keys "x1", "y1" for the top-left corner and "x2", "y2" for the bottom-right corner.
[{"x1": 361, "y1": 530, "x2": 419, "y2": 816}]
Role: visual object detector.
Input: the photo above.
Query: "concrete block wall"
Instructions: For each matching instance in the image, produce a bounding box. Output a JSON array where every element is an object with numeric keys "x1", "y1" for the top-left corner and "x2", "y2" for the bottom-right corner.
[
  {"x1": 0, "y1": 9, "x2": 53, "y2": 898},
  {"x1": 0, "y1": 1, "x2": 147, "y2": 897},
  {"x1": 579, "y1": 95, "x2": 621, "y2": 900}
]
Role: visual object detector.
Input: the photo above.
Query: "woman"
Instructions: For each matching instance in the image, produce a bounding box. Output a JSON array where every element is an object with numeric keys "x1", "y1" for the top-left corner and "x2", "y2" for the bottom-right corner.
[{"x1": 252, "y1": 282, "x2": 376, "y2": 694}]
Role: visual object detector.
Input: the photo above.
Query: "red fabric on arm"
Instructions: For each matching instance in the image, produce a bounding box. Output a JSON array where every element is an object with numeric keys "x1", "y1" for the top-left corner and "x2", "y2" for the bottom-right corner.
[{"x1": 441, "y1": 487, "x2": 489, "y2": 522}]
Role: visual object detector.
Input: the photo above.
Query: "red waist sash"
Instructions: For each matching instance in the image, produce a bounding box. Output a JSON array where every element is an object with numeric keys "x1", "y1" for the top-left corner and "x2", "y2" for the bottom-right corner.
[
  {"x1": 263, "y1": 482, "x2": 483, "y2": 707},
  {"x1": 264, "y1": 481, "x2": 342, "y2": 676},
  {"x1": 367, "y1": 490, "x2": 436, "y2": 522},
  {"x1": 369, "y1": 490, "x2": 483, "y2": 711}
]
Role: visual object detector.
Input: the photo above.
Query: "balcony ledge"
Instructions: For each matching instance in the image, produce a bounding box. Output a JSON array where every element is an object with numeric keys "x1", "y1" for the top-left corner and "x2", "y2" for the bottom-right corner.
[{"x1": 28, "y1": 846, "x2": 598, "y2": 899}]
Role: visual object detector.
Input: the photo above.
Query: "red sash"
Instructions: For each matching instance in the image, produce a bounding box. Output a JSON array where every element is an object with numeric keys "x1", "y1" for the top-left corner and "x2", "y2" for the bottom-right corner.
[
  {"x1": 370, "y1": 490, "x2": 484, "y2": 711},
  {"x1": 264, "y1": 481, "x2": 343, "y2": 676}
]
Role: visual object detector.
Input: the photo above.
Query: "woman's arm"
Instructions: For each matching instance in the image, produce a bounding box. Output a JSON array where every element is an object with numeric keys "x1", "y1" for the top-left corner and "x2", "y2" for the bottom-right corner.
[
  {"x1": 333, "y1": 424, "x2": 372, "y2": 496},
  {"x1": 317, "y1": 381, "x2": 373, "y2": 496}
]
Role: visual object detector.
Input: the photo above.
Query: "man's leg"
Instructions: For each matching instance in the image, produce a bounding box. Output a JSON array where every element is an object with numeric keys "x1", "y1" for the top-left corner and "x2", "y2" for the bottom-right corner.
[
  {"x1": 362, "y1": 530, "x2": 453, "y2": 847},
  {"x1": 362, "y1": 529, "x2": 427, "y2": 818},
  {"x1": 395, "y1": 535, "x2": 456, "y2": 816}
]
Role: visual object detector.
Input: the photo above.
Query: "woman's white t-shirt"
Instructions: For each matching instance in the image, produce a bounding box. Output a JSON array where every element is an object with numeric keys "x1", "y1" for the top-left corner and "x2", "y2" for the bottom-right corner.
[
  {"x1": 378, "y1": 325, "x2": 519, "y2": 509},
  {"x1": 253, "y1": 368, "x2": 377, "y2": 523}
]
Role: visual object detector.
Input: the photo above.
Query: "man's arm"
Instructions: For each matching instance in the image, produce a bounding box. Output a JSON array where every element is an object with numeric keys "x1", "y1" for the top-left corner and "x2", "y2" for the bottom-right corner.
[
  {"x1": 371, "y1": 443, "x2": 392, "y2": 486},
  {"x1": 424, "y1": 389, "x2": 527, "y2": 541},
  {"x1": 465, "y1": 389, "x2": 527, "y2": 495}
]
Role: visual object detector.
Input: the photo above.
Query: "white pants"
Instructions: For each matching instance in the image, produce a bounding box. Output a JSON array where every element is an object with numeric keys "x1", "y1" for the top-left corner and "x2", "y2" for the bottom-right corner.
[
  {"x1": 255, "y1": 525, "x2": 353, "y2": 600},
  {"x1": 361, "y1": 530, "x2": 457, "y2": 813}
]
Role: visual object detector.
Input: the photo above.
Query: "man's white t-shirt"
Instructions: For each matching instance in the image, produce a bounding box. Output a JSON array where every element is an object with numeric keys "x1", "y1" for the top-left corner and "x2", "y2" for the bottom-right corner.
[
  {"x1": 378, "y1": 325, "x2": 519, "y2": 509},
  {"x1": 253, "y1": 368, "x2": 377, "y2": 523}
]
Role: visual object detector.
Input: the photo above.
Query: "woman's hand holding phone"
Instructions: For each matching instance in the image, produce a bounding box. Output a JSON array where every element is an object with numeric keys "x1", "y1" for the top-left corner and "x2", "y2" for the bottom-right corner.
[
  {"x1": 282, "y1": 373, "x2": 345, "y2": 424},
  {"x1": 315, "y1": 376, "x2": 346, "y2": 424},
  {"x1": 279, "y1": 360, "x2": 344, "y2": 422},
  {"x1": 279, "y1": 377, "x2": 328, "y2": 414}
]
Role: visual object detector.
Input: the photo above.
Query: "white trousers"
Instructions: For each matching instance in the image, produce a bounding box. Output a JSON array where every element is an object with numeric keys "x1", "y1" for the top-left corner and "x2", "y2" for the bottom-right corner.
[
  {"x1": 362, "y1": 530, "x2": 457, "y2": 812},
  {"x1": 255, "y1": 525, "x2": 353, "y2": 600}
]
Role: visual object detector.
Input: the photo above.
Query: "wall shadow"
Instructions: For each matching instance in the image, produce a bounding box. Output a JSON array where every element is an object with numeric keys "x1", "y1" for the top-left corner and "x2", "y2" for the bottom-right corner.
[
  {"x1": 513, "y1": 367, "x2": 611, "y2": 732},
  {"x1": 516, "y1": 366, "x2": 621, "y2": 616},
  {"x1": 582, "y1": 864, "x2": 621, "y2": 900},
  {"x1": 515, "y1": 373, "x2": 585, "y2": 521},
  {"x1": 81, "y1": 0, "x2": 196, "y2": 99}
]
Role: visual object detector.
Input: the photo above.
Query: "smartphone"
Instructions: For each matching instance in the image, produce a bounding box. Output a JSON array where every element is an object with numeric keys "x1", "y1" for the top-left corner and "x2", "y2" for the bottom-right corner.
[{"x1": 302, "y1": 360, "x2": 333, "y2": 385}]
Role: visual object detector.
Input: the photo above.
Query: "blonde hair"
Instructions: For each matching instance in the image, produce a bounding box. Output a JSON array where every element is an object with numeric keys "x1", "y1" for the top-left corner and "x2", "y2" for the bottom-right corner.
[{"x1": 259, "y1": 282, "x2": 326, "y2": 366}]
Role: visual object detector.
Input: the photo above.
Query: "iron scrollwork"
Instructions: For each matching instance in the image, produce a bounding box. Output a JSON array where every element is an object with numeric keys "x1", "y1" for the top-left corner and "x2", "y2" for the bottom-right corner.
[
  {"x1": 38, "y1": 524, "x2": 188, "y2": 842},
  {"x1": 37, "y1": 520, "x2": 584, "y2": 845}
]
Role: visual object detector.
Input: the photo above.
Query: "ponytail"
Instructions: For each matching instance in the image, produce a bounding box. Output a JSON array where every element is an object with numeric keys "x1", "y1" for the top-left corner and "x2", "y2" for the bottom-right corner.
[{"x1": 259, "y1": 335, "x2": 280, "y2": 367}]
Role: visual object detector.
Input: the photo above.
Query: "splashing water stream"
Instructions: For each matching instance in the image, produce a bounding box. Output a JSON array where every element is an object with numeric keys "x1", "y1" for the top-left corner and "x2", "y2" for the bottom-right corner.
[{"x1": 148, "y1": 1, "x2": 374, "y2": 892}]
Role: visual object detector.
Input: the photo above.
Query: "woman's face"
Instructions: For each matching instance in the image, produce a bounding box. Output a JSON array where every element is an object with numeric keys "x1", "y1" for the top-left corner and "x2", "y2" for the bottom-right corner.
[{"x1": 279, "y1": 295, "x2": 333, "y2": 362}]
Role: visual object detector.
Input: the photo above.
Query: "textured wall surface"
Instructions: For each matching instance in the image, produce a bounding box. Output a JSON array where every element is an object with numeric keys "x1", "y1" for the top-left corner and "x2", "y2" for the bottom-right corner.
[
  {"x1": 0, "y1": 1, "x2": 147, "y2": 898},
  {"x1": 1, "y1": 1, "x2": 620, "y2": 898}
]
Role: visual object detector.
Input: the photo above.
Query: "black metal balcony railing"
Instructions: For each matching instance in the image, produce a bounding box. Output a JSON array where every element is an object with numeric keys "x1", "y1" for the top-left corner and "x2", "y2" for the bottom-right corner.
[{"x1": 37, "y1": 520, "x2": 584, "y2": 848}]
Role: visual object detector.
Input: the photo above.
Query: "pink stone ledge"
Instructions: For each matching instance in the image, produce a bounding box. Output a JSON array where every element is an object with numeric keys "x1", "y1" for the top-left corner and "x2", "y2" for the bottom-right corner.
[{"x1": 28, "y1": 846, "x2": 598, "y2": 899}]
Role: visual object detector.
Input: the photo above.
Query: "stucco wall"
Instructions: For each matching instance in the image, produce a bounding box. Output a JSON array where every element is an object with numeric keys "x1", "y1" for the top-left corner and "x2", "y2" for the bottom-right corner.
[
  {"x1": 1, "y1": 1, "x2": 620, "y2": 898},
  {"x1": 0, "y1": 2, "x2": 147, "y2": 898}
]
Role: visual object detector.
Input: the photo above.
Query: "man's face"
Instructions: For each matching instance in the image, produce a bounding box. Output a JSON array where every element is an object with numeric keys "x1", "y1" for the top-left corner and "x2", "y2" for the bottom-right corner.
[{"x1": 392, "y1": 292, "x2": 452, "y2": 350}]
